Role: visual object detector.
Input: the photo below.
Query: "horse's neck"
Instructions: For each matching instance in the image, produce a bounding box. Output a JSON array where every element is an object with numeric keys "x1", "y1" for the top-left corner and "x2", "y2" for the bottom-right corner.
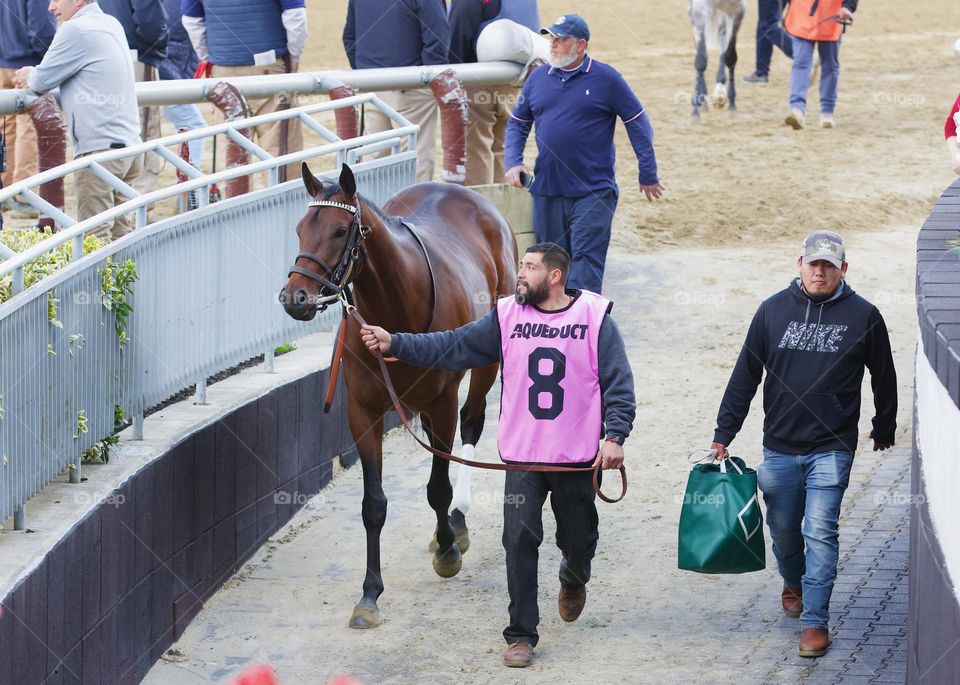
[{"x1": 352, "y1": 205, "x2": 432, "y2": 332}]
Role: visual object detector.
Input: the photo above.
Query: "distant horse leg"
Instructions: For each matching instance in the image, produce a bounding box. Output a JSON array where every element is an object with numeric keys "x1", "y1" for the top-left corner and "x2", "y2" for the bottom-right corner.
[
  {"x1": 712, "y1": 22, "x2": 730, "y2": 109},
  {"x1": 422, "y1": 397, "x2": 463, "y2": 578},
  {"x1": 726, "y1": 13, "x2": 743, "y2": 111},
  {"x1": 692, "y1": 31, "x2": 708, "y2": 118},
  {"x1": 348, "y1": 405, "x2": 387, "y2": 629}
]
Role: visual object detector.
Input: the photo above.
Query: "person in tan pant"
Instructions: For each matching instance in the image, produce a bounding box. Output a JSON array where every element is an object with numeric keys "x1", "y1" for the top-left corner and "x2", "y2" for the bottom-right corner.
[
  {"x1": 209, "y1": 60, "x2": 304, "y2": 184},
  {"x1": 1, "y1": 69, "x2": 40, "y2": 193},
  {"x1": 463, "y1": 84, "x2": 520, "y2": 185}
]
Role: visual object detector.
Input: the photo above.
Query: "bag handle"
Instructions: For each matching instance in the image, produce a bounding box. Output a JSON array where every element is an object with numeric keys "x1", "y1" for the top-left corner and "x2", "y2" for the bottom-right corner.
[{"x1": 686, "y1": 448, "x2": 744, "y2": 474}]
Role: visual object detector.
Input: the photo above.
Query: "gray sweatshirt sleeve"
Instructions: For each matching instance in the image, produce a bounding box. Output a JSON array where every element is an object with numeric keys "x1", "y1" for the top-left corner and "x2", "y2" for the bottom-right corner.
[
  {"x1": 28, "y1": 23, "x2": 86, "y2": 94},
  {"x1": 598, "y1": 315, "x2": 636, "y2": 441},
  {"x1": 389, "y1": 308, "x2": 501, "y2": 370}
]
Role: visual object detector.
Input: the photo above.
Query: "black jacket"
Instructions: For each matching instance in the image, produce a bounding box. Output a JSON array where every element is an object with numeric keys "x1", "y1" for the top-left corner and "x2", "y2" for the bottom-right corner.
[{"x1": 714, "y1": 279, "x2": 896, "y2": 455}]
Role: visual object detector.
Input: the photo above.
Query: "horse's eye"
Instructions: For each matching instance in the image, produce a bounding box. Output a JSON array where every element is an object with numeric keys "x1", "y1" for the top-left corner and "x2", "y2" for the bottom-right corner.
[{"x1": 333, "y1": 227, "x2": 348, "y2": 238}]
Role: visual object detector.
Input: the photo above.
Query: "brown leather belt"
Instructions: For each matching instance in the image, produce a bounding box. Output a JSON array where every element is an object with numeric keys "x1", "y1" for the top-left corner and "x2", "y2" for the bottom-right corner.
[{"x1": 332, "y1": 305, "x2": 627, "y2": 504}]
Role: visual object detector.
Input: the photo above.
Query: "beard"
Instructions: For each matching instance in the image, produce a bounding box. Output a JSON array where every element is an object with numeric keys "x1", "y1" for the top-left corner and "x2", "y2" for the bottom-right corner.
[
  {"x1": 515, "y1": 279, "x2": 549, "y2": 306},
  {"x1": 548, "y1": 46, "x2": 579, "y2": 69}
]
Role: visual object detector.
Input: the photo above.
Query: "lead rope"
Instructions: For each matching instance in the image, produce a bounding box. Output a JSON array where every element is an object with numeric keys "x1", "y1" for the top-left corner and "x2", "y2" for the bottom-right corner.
[{"x1": 340, "y1": 298, "x2": 627, "y2": 504}]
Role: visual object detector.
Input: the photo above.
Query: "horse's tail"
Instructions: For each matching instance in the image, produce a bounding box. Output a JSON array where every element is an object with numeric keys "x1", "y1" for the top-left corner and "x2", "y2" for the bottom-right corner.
[{"x1": 705, "y1": 8, "x2": 734, "y2": 53}]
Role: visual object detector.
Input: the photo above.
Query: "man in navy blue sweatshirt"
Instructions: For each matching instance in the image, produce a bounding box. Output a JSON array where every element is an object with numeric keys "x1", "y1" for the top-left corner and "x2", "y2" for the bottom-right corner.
[
  {"x1": 710, "y1": 230, "x2": 897, "y2": 658},
  {"x1": 504, "y1": 13, "x2": 664, "y2": 295}
]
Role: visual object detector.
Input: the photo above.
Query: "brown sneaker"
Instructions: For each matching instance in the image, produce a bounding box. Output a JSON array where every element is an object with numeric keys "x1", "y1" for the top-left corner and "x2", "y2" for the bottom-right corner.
[
  {"x1": 799, "y1": 627, "x2": 830, "y2": 657},
  {"x1": 503, "y1": 641, "x2": 534, "y2": 668},
  {"x1": 781, "y1": 584, "x2": 803, "y2": 618},
  {"x1": 559, "y1": 585, "x2": 587, "y2": 622}
]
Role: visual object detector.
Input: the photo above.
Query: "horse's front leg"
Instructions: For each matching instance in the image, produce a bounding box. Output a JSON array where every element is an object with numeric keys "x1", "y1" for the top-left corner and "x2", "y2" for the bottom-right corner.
[
  {"x1": 692, "y1": 30, "x2": 708, "y2": 119},
  {"x1": 348, "y1": 402, "x2": 387, "y2": 629},
  {"x1": 422, "y1": 396, "x2": 463, "y2": 578}
]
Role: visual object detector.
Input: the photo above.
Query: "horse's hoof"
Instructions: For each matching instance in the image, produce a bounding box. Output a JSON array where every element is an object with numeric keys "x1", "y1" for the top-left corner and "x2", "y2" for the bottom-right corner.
[
  {"x1": 432, "y1": 543, "x2": 462, "y2": 578},
  {"x1": 348, "y1": 604, "x2": 382, "y2": 629},
  {"x1": 429, "y1": 530, "x2": 469, "y2": 554}
]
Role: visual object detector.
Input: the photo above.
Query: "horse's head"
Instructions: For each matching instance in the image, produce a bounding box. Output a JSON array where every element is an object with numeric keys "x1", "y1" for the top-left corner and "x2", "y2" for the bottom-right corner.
[{"x1": 280, "y1": 162, "x2": 368, "y2": 321}]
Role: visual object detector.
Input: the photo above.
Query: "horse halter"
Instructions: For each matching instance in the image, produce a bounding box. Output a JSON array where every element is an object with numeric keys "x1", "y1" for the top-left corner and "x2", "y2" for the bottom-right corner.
[{"x1": 287, "y1": 195, "x2": 372, "y2": 311}]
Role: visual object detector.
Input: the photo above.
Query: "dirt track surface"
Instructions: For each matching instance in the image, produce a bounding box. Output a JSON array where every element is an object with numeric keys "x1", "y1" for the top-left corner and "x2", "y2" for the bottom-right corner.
[{"x1": 145, "y1": 0, "x2": 955, "y2": 682}]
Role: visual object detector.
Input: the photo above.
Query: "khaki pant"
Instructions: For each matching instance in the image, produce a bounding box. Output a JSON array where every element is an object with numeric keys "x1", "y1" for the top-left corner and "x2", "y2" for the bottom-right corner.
[
  {"x1": 77, "y1": 154, "x2": 144, "y2": 242},
  {"x1": 0, "y1": 67, "x2": 39, "y2": 191},
  {"x1": 364, "y1": 89, "x2": 438, "y2": 183},
  {"x1": 132, "y1": 63, "x2": 164, "y2": 195},
  {"x1": 211, "y1": 60, "x2": 303, "y2": 183},
  {"x1": 464, "y1": 84, "x2": 518, "y2": 186}
]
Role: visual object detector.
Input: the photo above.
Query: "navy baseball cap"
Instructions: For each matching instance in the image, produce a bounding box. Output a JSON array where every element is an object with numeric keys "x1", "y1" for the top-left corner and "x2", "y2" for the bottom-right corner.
[{"x1": 540, "y1": 14, "x2": 590, "y2": 41}]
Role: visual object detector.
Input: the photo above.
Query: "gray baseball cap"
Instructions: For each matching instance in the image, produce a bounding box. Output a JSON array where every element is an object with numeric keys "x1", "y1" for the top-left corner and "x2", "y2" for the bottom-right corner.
[{"x1": 802, "y1": 230, "x2": 846, "y2": 268}]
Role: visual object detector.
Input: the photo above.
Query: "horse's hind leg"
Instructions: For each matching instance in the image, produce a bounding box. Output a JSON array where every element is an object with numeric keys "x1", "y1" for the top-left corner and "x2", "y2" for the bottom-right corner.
[
  {"x1": 422, "y1": 395, "x2": 464, "y2": 578},
  {"x1": 348, "y1": 404, "x2": 387, "y2": 629},
  {"x1": 692, "y1": 30, "x2": 708, "y2": 119}
]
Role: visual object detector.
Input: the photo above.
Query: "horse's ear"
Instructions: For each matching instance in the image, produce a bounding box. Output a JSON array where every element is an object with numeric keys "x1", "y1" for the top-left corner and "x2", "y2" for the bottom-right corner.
[
  {"x1": 339, "y1": 163, "x2": 357, "y2": 200},
  {"x1": 302, "y1": 162, "x2": 323, "y2": 199}
]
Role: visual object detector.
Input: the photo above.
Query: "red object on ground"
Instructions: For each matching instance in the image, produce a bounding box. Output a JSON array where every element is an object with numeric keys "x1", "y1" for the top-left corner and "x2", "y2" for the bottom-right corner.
[
  {"x1": 26, "y1": 92, "x2": 66, "y2": 229},
  {"x1": 207, "y1": 81, "x2": 251, "y2": 198},
  {"x1": 429, "y1": 69, "x2": 469, "y2": 185},
  {"x1": 327, "y1": 677, "x2": 365, "y2": 685},
  {"x1": 232, "y1": 665, "x2": 279, "y2": 685}
]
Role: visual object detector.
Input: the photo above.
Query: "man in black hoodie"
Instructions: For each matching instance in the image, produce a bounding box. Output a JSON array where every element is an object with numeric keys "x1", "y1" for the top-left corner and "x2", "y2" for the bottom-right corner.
[{"x1": 710, "y1": 230, "x2": 897, "y2": 658}]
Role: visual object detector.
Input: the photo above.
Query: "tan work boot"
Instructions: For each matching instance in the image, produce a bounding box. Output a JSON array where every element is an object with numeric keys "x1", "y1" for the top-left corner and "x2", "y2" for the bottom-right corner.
[
  {"x1": 559, "y1": 585, "x2": 587, "y2": 622},
  {"x1": 799, "y1": 627, "x2": 830, "y2": 657},
  {"x1": 785, "y1": 108, "x2": 806, "y2": 130},
  {"x1": 503, "y1": 641, "x2": 534, "y2": 668},
  {"x1": 781, "y1": 584, "x2": 803, "y2": 618}
]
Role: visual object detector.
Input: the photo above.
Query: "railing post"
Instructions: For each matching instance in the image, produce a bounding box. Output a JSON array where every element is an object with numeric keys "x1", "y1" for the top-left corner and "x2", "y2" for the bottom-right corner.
[
  {"x1": 13, "y1": 504, "x2": 25, "y2": 530},
  {"x1": 195, "y1": 377, "x2": 207, "y2": 405},
  {"x1": 264, "y1": 348, "x2": 275, "y2": 373},
  {"x1": 132, "y1": 412, "x2": 144, "y2": 440}
]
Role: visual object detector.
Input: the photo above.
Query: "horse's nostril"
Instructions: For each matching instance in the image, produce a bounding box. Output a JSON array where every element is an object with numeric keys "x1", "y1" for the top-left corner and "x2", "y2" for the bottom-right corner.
[{"x1": 294, "y1": 289, "x2": 308, "y2": 306}]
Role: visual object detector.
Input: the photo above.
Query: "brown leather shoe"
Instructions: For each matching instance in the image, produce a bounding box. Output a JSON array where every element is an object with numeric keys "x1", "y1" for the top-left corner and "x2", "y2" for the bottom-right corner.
[
  {"x1": 558, "y1": 584, "x2": 587, "y2": 622},
  {"x1": 799, "y1": 627, "x2": 830, "y2": 657},
  {"x1": 503, "y1": 641, "x2": 534, "y2": 668},
  {"x1": 781, "y1": 584, "x2": 803, "y2": 618}
]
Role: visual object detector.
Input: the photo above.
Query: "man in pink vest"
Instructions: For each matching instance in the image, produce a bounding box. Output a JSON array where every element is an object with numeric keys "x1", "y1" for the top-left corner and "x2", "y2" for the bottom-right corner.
[{"x1": 361, "y1": 242, "x2": 635, "y2": 668}]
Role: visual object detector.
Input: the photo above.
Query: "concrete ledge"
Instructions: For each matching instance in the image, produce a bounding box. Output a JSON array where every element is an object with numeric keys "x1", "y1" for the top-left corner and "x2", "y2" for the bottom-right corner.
[
  {"x1": 0, "y1": 329, "x2": 399, "y2": 684},
  {"x1": 909, "y1": 178, "x2": 960, "y2": 684}
]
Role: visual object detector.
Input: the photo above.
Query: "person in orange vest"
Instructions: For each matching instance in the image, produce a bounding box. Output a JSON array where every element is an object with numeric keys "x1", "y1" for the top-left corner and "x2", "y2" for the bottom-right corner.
[{"x1": 783, "y1": 0, "x2": 857, "y2": 130}]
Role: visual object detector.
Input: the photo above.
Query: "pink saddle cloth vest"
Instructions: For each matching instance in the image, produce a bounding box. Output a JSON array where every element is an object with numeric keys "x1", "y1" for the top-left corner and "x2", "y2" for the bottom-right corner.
[{"x1": 496, "y1": 290, "x2": 611, "y2": 465}]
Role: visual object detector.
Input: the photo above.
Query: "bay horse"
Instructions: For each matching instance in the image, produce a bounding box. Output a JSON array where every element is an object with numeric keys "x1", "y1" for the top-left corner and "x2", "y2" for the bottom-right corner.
[
  {"x1": 280, "y1": 162, "x2": 517, "y2": 629},
  {"x1": 688, "y1": 0, "x2": 746, "y2": 119}
]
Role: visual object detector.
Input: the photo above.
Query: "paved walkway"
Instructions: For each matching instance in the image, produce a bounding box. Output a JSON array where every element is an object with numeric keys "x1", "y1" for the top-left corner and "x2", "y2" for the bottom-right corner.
[
  {"x1": 146, "y1": 245, "x2": 915, "y2": 684},
  {"x1": 725, "y1": 446, "x2": 910, "y2": 685}
]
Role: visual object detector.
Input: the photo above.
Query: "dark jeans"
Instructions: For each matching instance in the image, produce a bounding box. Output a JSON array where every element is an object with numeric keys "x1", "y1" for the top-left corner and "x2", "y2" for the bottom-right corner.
[
  {"x1": 532, "y1": 188, "x2": 618, "y2": 294},
  {"x1": 755, "y1": 0, "x2": 793, "y2": 76},
  {"x1": 502, "y1": 468, "x2": 599, "y2": 646}
]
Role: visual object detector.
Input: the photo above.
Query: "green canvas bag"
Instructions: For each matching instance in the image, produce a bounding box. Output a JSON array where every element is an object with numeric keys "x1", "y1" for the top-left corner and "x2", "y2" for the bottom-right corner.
[{"x1": 677, "y1": 455, "x2": 766, "y2": 574}]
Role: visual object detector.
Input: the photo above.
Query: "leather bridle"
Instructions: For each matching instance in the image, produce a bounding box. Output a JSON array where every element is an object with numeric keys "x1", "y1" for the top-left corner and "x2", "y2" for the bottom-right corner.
[{"x1": 286, "y1": 195, "x2": 371, "y2": 312}]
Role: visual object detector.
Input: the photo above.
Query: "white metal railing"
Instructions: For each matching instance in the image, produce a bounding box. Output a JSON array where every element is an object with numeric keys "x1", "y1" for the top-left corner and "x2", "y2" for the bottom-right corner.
[
  {"x1": 0, "y1": 62, "x2": 524, "y2": 114},
  {"x1": 0, "y1": 97, "x2": 417, "y2": 529}
]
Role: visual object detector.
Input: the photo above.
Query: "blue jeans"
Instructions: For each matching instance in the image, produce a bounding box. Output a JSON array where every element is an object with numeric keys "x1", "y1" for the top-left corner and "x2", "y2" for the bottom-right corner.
[
  {"x1": 789, "y1": 37, "x2": 841, "y2": 114},
  {"x1": 757, "y1": 448, "x2": 854, "y2": 629},
  {"x1": 532, "y1": 188, "x2": 618, "y2": 294},
  {"x1": 755, "y1": 0, "x2": 793, "y2": 76}
]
